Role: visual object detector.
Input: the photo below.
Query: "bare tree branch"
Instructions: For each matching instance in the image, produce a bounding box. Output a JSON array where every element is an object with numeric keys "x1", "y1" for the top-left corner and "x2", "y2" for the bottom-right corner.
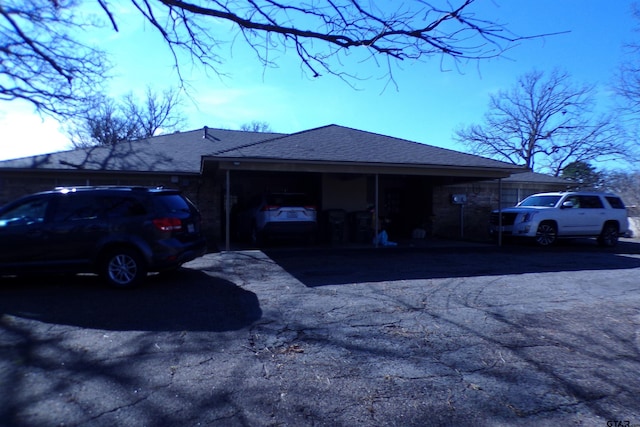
[
  {"x1": 1, "y1": 0, "x2": 559, "y2": 120},
  {"x1": 614, "y1": 2, "x2": 640, "y2": 157},
  {"x1": 66, "y1": 88, "x2": 186, "y2": 147},
  {"x1": 456, "y1": 69, "x2": 627, "y2": 176},
  {"x1": 110, "y1": 0, "x2": 553, "y2": 82},
  {"x1": 0, "y1": 0, "x2": 109, "y2": 118}
]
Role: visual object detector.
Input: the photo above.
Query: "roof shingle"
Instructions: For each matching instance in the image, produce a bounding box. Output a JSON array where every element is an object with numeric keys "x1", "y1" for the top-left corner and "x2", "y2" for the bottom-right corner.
[{"x1": 0, "y1": 124, "x2": 526, "y2": 174}]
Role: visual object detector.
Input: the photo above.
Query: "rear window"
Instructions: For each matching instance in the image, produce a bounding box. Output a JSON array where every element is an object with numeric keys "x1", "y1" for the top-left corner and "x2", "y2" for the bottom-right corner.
[
  {"x1": 266, "y1": 194, "x2": 312, "y2": 207},
  {"x1": 153, "y1": 194, "x2": 194, "y2": 215},
  {"x1": 605, "y1": 196, "x2": 626, "y2": 209}
]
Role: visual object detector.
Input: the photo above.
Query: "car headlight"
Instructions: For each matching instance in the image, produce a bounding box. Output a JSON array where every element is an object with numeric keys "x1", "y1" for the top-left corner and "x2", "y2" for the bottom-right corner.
[{"x1": 521, "y1": 212, "x2": 536, "y2": 223}]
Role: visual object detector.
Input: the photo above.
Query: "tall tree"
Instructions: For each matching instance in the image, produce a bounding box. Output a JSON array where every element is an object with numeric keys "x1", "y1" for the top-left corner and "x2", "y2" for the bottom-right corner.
[
  {"x1": 68, "y1": 96, "x2": 139, "y2": 147},
  {"x1": 455, "y1": 69, "x2": 625, "y2": 176},
  {"x1": 2, "y1": 0, "x2": 545, "y2": 119},
  {"x1": 560, "y1": 161, "x2": 603, "y2": 190},
  {"x1": 123, "y1": 87, "x2": 185, "y2": 138},
  {"x1": 68, "y1": 88, "x2": 185, "y2": 147},
  {"x1": 603, "y1": 170, "x2": 640, "y2": 205},
  {"x1": 615, "y1": 4, "x2": 640, "y2": 145}
]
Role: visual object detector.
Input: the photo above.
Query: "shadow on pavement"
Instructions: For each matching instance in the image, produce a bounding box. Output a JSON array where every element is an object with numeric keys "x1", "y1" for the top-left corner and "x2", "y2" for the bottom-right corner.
[
  {"x1": 264, "y1": 239, "x2": 640, "y2": 287},
  {"x1": 0, "y1": 268, "x2": 261, "y2": 332}
]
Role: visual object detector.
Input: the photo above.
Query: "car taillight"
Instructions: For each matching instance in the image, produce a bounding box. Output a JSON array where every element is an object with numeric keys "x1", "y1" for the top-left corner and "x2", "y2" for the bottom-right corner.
[
  {"x1": 304, "y1": 205, "x2": 317, "y2": 211},
  {"x1": 262, "y1": 205, "x2": 280, "y2": 211},
  {"x1": 153, "y1": 217, "x2": 182, "y2": 231}
]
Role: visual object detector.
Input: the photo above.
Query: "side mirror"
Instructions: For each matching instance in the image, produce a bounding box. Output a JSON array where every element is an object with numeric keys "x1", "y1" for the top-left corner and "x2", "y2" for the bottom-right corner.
[{"x1": 561, "y1": 201, "x2": 574, "y2": 209}]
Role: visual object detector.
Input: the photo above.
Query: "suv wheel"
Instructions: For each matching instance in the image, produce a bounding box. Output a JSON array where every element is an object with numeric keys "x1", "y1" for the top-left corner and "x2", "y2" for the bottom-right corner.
[
  {"x1": 101, "y1": 248, "x2": 147, "y2": 288},
  {"x1": 535, "y1": 222, "x2": 557, "y2": 246},
  {"x1": 598, "y1": 223, "x2": 619, "y2": 247}
]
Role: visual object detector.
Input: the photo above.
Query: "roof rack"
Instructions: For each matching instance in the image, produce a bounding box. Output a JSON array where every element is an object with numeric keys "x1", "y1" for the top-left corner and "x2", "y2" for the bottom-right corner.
[{"x1": 53, "y1": 185, "x2": 166, "y2": 192}]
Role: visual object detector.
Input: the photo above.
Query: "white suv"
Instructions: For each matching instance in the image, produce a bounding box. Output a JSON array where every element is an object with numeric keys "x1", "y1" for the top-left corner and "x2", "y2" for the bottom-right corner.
[{"x1": 489, "y1": 191, "x2": 630, "y2": 247}]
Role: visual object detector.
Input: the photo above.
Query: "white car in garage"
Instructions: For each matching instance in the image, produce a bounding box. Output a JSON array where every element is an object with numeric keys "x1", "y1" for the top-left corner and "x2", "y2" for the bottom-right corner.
[{"x1": 250, "y1": 193, "x2": 318, "y2": 244}]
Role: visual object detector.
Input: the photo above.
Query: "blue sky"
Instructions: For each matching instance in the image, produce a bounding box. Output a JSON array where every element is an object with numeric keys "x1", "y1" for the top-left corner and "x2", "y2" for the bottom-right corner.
[{"x1": 0, "y1": 1, "x2": 637, "y2": 164}]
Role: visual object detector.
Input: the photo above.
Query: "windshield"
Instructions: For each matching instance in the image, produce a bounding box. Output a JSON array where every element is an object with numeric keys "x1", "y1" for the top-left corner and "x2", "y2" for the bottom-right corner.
[{"x1": 518, "y1": 195, "x2": 562, "y2": 208}]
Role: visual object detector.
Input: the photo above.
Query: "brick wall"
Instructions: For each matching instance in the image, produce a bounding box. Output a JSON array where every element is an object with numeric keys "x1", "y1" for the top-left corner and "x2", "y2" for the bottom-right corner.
[
  {"x1": 432, "y1": 185, "x2": 497, "y2": 241},
  {"x1": 0, "y1": 170, "x2": 220, "y2": 240},
  {"x1": 432, "y1": 180, "x2": 568, "y2": 241}
]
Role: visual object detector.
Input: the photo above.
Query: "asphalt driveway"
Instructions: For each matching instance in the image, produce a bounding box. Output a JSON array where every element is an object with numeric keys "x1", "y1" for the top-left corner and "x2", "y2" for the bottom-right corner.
[{"x1": 1, "y1": 239, "x2": 640, "y2": 426}]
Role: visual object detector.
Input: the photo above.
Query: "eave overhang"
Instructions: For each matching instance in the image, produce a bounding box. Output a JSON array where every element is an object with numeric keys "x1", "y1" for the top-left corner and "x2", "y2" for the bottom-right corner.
[{"x1": 204, "y1": 157, "x2": 530, "y2": 179}]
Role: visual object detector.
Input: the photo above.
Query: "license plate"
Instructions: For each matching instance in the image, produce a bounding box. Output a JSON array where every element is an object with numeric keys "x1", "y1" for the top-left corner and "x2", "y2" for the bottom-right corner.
[
  {"x1": 187, "y1": 224, "x2": 195, "y2": 233},
  {"x1": 286, "y1": 212, "x2": 298, "y2": 219}
]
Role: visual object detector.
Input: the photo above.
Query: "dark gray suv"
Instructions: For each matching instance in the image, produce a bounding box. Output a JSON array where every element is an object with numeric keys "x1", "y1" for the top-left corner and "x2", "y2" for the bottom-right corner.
[{"x1": 0, "y1": 186, "x2": 207, "y2": 287}]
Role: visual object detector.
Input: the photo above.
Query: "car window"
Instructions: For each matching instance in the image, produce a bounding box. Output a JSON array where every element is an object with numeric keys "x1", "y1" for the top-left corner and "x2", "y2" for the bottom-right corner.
[
  {"x1": 100, "y1": 196, "x2": 148, "y2": 218},
  {"x1": 52, "y1": 194, "x2": 100, "y2": 221},
  {"x1": 578, "y1": 196, "x2": 604, "y2": 209},
  {"x1": 605, "y1": 196, "x2": 626, "y2": 209},
  {"x1": 0, "y1": 198, "x2": 50, "y2": 227},
  {"x1": 564, "y1": 195, "x2": 580, "y2": 208},
  {"x1": 518, "y1": 195, "x2": 561, "y2": 207},
  {"x1": 153, "y1": 194, "x2": 192, "y2": 215}
]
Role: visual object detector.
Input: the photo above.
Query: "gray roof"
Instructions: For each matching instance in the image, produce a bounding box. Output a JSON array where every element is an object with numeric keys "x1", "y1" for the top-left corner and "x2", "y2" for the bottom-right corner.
[
  {"x1": 209, "y1": 125, "x2": 523, "y2": 170},
  {"x1": 502, "y1": 171, "x2": 570, "y2": 184},
  {"x1": 0, "y1": 124, "x2": 526, "y2": 175},
  {"x1": 0, "y1": 127, "x2": 283, "y2": 173}
]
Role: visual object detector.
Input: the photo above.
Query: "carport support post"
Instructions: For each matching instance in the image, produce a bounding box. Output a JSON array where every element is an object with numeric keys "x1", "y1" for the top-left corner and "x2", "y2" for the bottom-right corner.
[
  {"x1": 498, "y1": 178, "x2": 503, "y2": 247},
  {"x1": 374, "y1": 174, "x2": 379, "y2": 248},
  {"x1": 225, "y1": 169, "x2": 231, "y2": 251}
]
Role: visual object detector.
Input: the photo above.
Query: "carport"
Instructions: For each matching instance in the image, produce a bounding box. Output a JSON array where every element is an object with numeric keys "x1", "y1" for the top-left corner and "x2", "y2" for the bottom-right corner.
[{"x1": 201, "y1": 125, "x2": 528, "y2": 250}]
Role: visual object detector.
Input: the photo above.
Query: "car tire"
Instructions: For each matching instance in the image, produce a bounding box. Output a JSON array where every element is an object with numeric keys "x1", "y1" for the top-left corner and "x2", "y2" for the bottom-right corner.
[
  {"x1": 598, "y1": 223, "x2": 619, "y2": 247},
  {"x1": 534, "y1": 222, "x2": 557, "y2": 247},
  {"x1": 101, "y1": 248, "x2": 147, "y2": 288}
]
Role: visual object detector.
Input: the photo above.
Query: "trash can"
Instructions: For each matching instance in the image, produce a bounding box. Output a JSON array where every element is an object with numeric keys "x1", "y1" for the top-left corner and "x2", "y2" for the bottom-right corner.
[
  {"x1": 349, "y1": 210, "x2": 372, "y2": 244},
  {"x1": 322, "y1": 209, "x2": 347, "y2": 244}
]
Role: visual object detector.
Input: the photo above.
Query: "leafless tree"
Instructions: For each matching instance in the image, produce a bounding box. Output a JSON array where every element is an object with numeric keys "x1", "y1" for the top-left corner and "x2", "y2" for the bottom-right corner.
[
  {"x1": 602, "y1": 170, "x2": 640, "y2": 205},
  {"x1": 2, "y1": 0, "x2": 547, "y2": 120},
  {"x1": 124, "y1": 0, "x2": 529, "y2": 81},
  {"x1": 123, "y1": 87, "x2": 186, "y2": 138},
  {"x1": 614, "y1": 4, "x2": 640, "y2": 145},
  {"x1": 455, "y1": 69, "x2": 626, "y2": 176},
  {"x1": 68, "y1": 88, "x2": 185, "y2": 147},
  {"x1": 240, "y1": 121, "x2": 273, "y2": 133},
  {"x1": 68, "y1": 96, "x2": 139, "y2": 147}
]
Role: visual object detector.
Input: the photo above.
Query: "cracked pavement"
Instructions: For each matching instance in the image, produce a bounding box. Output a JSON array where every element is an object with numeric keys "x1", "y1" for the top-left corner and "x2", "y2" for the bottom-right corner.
[{"x1": 1, "y1": 239, "x2": 640, "y2": 426}]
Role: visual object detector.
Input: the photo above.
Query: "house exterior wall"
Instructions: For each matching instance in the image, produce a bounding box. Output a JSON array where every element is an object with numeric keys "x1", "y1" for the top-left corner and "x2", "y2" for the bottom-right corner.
[
  {"x1": 0, "y1": 170, "x2": 217, "y2": 240},
  {"x1": 321, "y1": 174, "x2": 368, "y2": 211},
  {"x1": 0, "y1": 170, "x2": 575, "y2": 247}
]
